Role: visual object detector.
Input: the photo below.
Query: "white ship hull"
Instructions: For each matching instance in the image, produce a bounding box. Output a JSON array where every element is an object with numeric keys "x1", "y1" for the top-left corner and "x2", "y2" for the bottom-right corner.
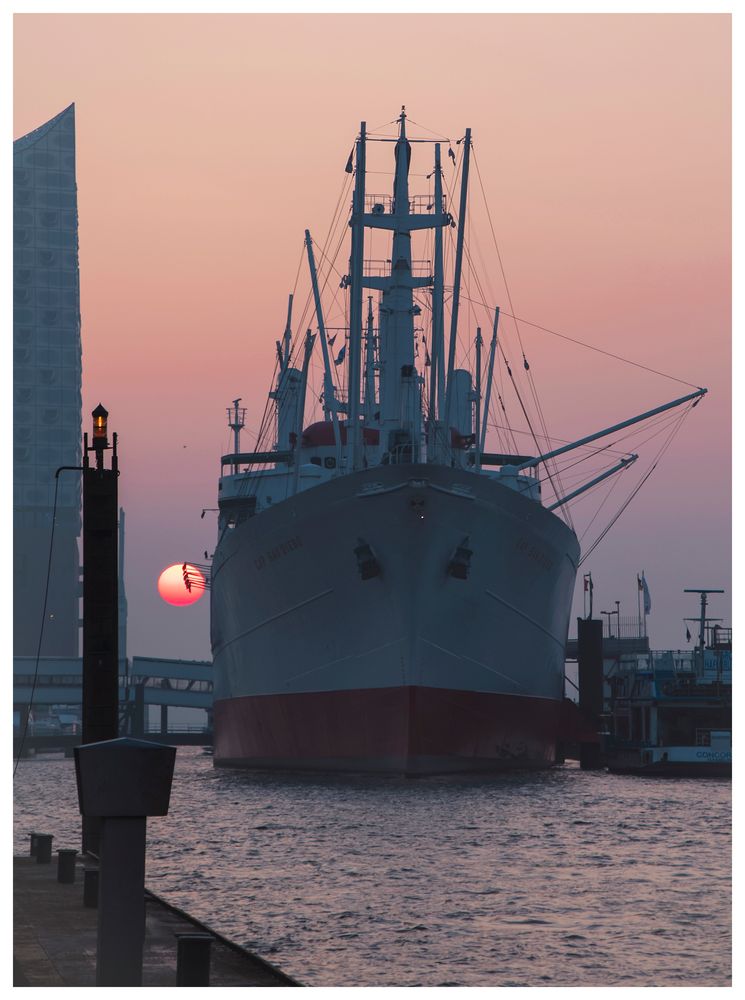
[{"x1": 211, "y1": 463, "x2": 579, "y2": 773}]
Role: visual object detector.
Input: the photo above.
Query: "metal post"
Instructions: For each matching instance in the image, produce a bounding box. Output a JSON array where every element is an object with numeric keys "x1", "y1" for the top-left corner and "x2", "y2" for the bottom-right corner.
[
  {"x1": 97, "y1": 817, "x2": 147, "y2": 986},
  {"x1": 82, "y1": 411, "x2": 119, "y2": 856}
]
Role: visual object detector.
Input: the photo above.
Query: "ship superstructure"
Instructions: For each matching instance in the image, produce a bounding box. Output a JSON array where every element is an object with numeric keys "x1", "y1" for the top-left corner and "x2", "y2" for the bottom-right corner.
[
  {"x1": 209, "y1": 111, "x2": 706, "y2": 773},
  {"x1": 603, "y1": 590, "x2": 731, "y2": 776}
]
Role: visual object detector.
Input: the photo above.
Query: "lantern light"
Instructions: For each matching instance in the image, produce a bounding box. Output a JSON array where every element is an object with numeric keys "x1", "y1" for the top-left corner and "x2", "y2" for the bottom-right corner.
[{"x1": 92, "y1": 404, "x2": 109, "y2": 445}]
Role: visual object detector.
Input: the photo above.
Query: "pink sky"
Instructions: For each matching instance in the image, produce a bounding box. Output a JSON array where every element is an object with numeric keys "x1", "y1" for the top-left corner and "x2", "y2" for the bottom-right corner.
[{"x1": 14, "y1": 13, "x2": 731, "y2": 658}]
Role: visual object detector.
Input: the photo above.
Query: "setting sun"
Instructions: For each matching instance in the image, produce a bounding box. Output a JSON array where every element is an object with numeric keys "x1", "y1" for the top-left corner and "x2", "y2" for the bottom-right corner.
[{"x1": 157, "y1": 563, "x2": 205, "y2": 606}]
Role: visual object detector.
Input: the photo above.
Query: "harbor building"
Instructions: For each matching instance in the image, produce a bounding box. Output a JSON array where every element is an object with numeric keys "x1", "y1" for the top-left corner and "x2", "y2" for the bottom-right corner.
[{"x1": 14, "y1": 104, "x2": 82, "y2": 656}]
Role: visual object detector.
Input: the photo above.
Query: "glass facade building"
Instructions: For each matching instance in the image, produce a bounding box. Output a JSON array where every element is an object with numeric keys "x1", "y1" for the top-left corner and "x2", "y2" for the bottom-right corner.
[{"x1": 14, "y1": 104, "x2": 82, "y2": 655}]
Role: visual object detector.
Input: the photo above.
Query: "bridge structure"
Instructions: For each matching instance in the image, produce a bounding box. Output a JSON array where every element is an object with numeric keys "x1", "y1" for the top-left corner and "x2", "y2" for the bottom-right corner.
[{"x1": 13, "y1": 655, "x2": 214, "y2": 752}]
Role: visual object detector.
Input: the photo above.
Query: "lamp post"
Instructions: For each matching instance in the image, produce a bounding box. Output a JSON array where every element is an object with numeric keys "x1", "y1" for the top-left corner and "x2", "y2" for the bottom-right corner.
[
  {"x1": 615, "y1": 600, "x2": 621, "y2": 640},
  {"x1": 601, "y1": 610, "x2": 614, "y2": 638}
]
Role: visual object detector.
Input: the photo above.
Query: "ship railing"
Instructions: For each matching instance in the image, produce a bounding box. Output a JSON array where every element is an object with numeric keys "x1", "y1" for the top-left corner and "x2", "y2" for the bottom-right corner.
[
  {"x1": 710, "y1": 626, "x2": 732, "y2": 648},
  {"x1": 363, "y1": 258, "x2": 432, "y2": 278},
  {"x1": 363, "y1": 194, "x2": 447, "y2": 215},
  {"x1": 617, "y1": 651, "x2": 698, "y2": 674}
]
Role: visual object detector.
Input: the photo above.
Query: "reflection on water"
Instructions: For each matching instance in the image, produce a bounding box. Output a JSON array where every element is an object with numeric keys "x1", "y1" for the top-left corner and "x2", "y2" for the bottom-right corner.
[{"x1": 13, "y1": 748, "x2": 731, "y2": 986}]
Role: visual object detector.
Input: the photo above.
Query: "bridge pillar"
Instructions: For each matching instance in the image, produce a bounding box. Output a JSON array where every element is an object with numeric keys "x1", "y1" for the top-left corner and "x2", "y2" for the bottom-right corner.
[
  {"x1": 578, "y1": 617, "x2": 604, "y2": 769},
  {"x1": 132, "y1": 684, "x2": 145, "y2": 738}
]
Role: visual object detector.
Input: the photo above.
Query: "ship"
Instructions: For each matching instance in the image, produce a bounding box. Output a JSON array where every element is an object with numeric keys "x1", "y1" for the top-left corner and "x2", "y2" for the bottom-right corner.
[
  {"x1": 602, "y1": 589, "x2": 731, "y2": 776},
  {"x1": 207, "y1": 110, "x2": 706, "y2": 774}
]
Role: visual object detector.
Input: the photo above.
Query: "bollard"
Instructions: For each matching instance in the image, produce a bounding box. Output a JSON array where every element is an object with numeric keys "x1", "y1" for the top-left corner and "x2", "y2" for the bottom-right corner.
[
  {"x1": 57, "y1": 849, "x2": 78, "y2": 884},
  {"x1": 83, "y1": 867, "x2": 99, "y2": 908},
  {"x1": 35, "y1": 834, "x2": 54, "y2": 864},
  {"x1": 74, "y1": 738, "x2": 176, "y2": 986},
  {"x1": 176, "y1": 933, "x2": 213, "y2": 986}
]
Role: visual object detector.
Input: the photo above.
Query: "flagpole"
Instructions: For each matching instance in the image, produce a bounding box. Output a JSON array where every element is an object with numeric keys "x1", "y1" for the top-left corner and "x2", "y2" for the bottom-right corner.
[
  {"x1": 643, "y1": 569, "x2": 648, "y2": 638},
  {"x1": 637, "y1": 575, "x2": 642, "y2": 639}
]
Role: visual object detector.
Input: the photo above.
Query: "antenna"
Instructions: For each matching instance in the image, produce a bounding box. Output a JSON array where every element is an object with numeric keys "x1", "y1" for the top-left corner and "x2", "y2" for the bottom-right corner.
[{"x1": 683, "y1": 588, "x2": 725, "y2": 655}]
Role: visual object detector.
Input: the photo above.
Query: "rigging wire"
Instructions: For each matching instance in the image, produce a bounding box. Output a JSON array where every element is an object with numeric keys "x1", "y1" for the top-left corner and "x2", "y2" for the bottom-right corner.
[
  {"x1": 578, "y1": 402, "x2": 695, "y2": 564},
  {"x1": 458, "y1": 295, "x2": 702, "y2": 390},
  {"x1": 471, "y1": 146, "x2": 573, "y2": 525},
  {"x1": 404, "y1": 116, "x2": 452, "y2": 142}
]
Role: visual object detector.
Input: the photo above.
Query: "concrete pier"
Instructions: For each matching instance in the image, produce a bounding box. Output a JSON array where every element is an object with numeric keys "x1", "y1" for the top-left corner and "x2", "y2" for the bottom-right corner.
[{"x1": 13, "y1": 856, "x2": 299, "y2": 987}]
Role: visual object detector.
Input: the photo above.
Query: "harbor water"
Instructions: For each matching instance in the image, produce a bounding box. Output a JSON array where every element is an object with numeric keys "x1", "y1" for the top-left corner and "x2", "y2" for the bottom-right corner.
[{"x1": 13, "y1": 747, "x2": 731, "y2": 987}]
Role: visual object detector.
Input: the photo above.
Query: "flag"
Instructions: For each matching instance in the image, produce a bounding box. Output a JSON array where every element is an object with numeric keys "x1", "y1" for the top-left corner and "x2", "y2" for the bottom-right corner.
[
  {"x1": 334, "y1": 344, "x2": 346, "y2": 366},
  {"x1": 637, "y1": 574, "x2": 643, "y2": 591},
  {"x1": 327, "y1": 334, "x2": 337, "y2": 348},
  {"x1": 641, "y1": 573, "x2": 651, "y2": 615},
  {"x1": 345, "y1": 148, "x2": 354, "y2": 174},
  {"x1": 686, "y1": 627, "x2": 691, "y2": 642}
]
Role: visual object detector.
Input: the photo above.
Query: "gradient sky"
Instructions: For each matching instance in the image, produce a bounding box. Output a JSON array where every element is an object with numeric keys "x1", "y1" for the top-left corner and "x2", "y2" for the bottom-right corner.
[{"x1": 14, "y1": 13, "x2": 731, "y2": 660}]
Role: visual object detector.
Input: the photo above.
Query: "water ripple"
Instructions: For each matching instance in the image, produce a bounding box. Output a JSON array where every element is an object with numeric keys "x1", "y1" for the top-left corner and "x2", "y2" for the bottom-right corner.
[{"x1": 13, "y1": 749, "x2": 731, "y2": 987}]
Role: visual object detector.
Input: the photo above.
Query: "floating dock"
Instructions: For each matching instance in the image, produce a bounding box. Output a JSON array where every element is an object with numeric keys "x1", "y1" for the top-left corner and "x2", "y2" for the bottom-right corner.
[{"x1": 13, "y1": 856, "x2": 299, "y2": 987}]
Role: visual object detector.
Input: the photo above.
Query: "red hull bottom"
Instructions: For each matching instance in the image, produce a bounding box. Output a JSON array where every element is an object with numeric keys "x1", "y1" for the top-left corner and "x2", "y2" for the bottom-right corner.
[{"x1": 213, "y1": 686, "x2": 562, "y2": 774}]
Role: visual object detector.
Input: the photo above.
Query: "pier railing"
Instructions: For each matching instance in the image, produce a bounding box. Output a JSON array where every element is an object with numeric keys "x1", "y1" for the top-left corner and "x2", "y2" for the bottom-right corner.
[{"x1": 602, "y1": 615, "x2": 646, "y2": 640}]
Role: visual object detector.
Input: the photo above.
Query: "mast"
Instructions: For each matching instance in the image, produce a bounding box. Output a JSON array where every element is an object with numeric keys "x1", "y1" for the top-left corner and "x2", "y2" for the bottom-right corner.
[
  {"x1": 364, "y1": 296, "x2": 376, "y2": 422},
  {"x1": 347, "y1": 121, "x2": 367, "y2": 471},
  {"x1": 429, "y1": 142, "x2": 446, "y2": 451},
  {"x1": 444, "y1": 127, "x2": 472, "y2": 431},
  {"x1": 305, "y1": 229, "x2": 342, "y2": 469},
  {"x1": 474, "y1": 328, "x2": 483, "y2": 472},
  {"x1": 283, "y1": 293, "x2": 293, "y2": 365},
  {"x1": 684, "y1": 588, "x2": 725, "y2": 660},
  {"x1": 356, "y1": 109, "x2": 451, "y2": 464},
  {"x1": 291, "y1": 329, "x2": 316, "y2": 495},
  {"x1": 479, "y1": 307, "x2": 499, "y2": 455}
]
